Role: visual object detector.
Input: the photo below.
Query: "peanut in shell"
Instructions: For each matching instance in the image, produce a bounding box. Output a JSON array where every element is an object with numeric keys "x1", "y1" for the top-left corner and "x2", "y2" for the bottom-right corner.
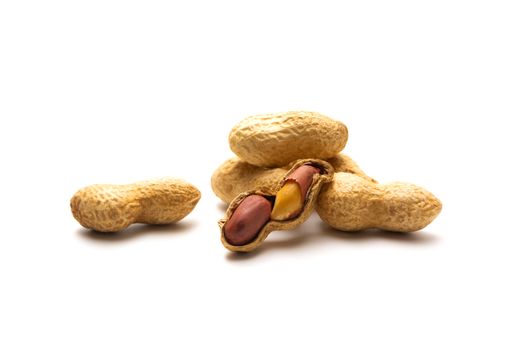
[
  {"x1": 316, "y1": 172, "x2": 441, "y2": 232},
  {"x1": 229, "y1": 111, "x2": 348, "y2": 167},
  {"x1": 71, "y1": 177, "x2": 201, "y2": 232},
  {"x1": 219, "y1": 159, "x2": 334, "y2": 252}
]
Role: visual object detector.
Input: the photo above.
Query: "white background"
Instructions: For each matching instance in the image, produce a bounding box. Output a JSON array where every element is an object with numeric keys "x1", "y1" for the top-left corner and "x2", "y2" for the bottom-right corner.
[{"x1": 1, "y1": 1, "x2": 524, "y2": 349}]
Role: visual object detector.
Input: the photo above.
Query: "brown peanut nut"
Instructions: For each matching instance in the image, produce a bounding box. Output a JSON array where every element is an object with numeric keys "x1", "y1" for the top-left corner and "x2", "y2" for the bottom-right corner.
[
  {"x1": 211, "y1": 154, "x2": 373, "y2": 204},
  {"x1": 219, "y1": 159, "x2": 334, "y2": 252},
  {"x1": 71, "y1": 178, "x2": 201, "y2": 232},
  {"x1": 223, "y1": 195, "x2": 272, "y2": 246},
  {"x1": 316, "y1": 172, "x2": 441, "y2": 232},
  {"x1": 229, "y1": 111, "x2": 348, "y2": 167}
]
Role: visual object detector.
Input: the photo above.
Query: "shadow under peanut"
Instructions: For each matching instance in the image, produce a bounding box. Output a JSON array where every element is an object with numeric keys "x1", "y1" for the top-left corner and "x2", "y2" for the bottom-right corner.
[
  {"x1": 77, "y1": 220, "x2": 197, "y2": 243},
  {"x1": 226, "y1": 220, "x2": 438, "y2": 261},
  {"x1": 216, "y1": 202, "x2": 229, "y2": 211},
  {"x1": 323, "y1": 227, "x2": 438, "y2": 244}
]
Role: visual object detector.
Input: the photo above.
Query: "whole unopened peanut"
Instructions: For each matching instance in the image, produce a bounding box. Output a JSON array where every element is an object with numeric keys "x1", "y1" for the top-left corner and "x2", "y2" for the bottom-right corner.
[
  {"x1": 317, "y1": 173, "x2": 441, "y2": 232},
  {"x1": 71, "y1": 178, "x2": 200, "y2": 232},
  {"x1": 229, "y1": 111, "x2": 348, "y2": 167}
]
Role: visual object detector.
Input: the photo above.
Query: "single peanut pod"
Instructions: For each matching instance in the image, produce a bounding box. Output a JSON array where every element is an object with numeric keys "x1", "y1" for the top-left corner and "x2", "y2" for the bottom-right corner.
[
  {"x1": 316, "y1": 173, "x2": 441, "y2": 232},
  {"x1": 229, "y1": 111, "x2": 348, "y2": 167},
  {"x1": 219, "y1": 159, "x2": 334, "y2": 252},
  {"x1": 71, "y1": 178, "x2": 201, "y2": 232},
  {"x1": 211, "y1": 154, "x2": 373, "y2": 204}
]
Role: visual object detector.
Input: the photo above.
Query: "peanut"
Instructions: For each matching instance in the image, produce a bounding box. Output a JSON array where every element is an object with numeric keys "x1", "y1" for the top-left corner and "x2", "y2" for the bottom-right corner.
[
  {"x1": 229, "y1": 111, "x2": 348, "y2": 167},
  {"x1": 220, "y1": 160, "x2": 334, "y2": 252},
  {"x1": 211, "y1": 154, "x2": 373, "y2": 204},
  {"x1": 223, "y1": 195, "x2": 272, "y2": 246},
  {"x1": 316, "y1": 173, "x2": 441, "y2": 232},
  {"x1": 71, "y1": 178, "x2": 201, "y2": 232},
  {"x1": 270, "y1": 182, "x2": 303, "y2": 220},
  {"x1": 271, "y1": 165, "x2": 320, "y2": 220}
]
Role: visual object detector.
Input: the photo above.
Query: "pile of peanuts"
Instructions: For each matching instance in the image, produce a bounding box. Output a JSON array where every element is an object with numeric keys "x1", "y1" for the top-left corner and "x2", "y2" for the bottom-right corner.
[
  {"x1": 213, "y1": 111, "x2": 442, "y2": 252},
  {"x1": 70, "y1": 111, "x2": 441, "y2": 253}
]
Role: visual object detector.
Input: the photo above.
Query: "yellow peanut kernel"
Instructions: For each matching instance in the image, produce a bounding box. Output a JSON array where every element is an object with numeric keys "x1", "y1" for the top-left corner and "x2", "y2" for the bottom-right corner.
[{"x1": 270, "y1": 181, "x2": 303, "y2": 221}]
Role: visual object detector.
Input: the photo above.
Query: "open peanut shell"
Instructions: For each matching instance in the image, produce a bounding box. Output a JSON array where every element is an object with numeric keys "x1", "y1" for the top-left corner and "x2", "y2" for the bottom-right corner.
[{"x1": 219, "y1": 159, "x2": 334, "y2": 252}]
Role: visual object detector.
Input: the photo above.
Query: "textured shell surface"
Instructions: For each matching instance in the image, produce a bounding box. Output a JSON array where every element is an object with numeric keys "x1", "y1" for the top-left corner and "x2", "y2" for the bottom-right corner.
[
  {"x1": 71, "y1": 177, "x2": 200, "y2": 232},
  {"x1": 133, "y1": 178, "x2": 201, "y2": 224},
  {"x1": 324, "y1": 154, "x2": 377, "y2": 183},
  {"x1": 229, "y1": 111, "x2": 348, "y2": 167},
  {"x1": 211, "y1": 154, "x2": 375, "y2": 204},
  {"x1": 211, "y1": 158, "x2": 287, "y2": 204},
  {"x1": 316, "y1": 172, "x2": 441, "y2": 232},
  {"x1": 70, "y1": 184, "x2": 141, "y2": 232}
]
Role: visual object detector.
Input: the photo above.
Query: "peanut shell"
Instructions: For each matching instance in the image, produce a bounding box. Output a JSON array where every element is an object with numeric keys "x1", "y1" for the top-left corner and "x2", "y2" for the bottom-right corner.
[
  {"x1": 211, "y1": 154, "x2": 374, "y2": 204},
  {"x1": 211, "y1": 158, "x2": 287, "y2": 204},
  {"x1": 219, "y1": 159, "x2": 334, "y2": 252},
  {"x1": 316, "y1": 172, "x2": 441, "y2": 232},
  {"x1": 71, "y1": 177, "x2": 201, "y2": 232},
  {"x1": 325, "y1": 154, "x2": 377, "y2": 183},
  {"x1": 229, "y1": 111, "x2": 348, "y2": 167}
]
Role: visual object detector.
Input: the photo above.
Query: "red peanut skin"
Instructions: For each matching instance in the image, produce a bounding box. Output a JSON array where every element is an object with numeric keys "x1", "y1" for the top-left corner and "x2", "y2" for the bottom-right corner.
[
  {"x1": 286, "y1": 165, "x2": 320, "y2": 202},
  {"x1": 223, "y1": 195, "x2": 272, "y2": 246}
]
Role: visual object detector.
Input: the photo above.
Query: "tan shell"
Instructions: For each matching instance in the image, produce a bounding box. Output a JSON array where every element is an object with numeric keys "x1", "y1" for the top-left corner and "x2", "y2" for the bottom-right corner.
[
  {"x1": 71, "y1": 178, "x2": 201, "y2": 232},
  {"x1": 316, "y1": 172, "x2": 441, "y2": 232},
  {"x1": 229, "y1": 111, "x2": 348, "y2": 167},
  {"x1": 211, "y1": 153, "x2": 374, "y2": 204},
  {"x1": 325, "y1": 154, "x2": 377, "y2": 183},
  {"x1": 219, "y1": 159, "x2": 334, "y2": 252},
  {"x1": 211, "y1": 158, "x2": 287, "y2": 204}
]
